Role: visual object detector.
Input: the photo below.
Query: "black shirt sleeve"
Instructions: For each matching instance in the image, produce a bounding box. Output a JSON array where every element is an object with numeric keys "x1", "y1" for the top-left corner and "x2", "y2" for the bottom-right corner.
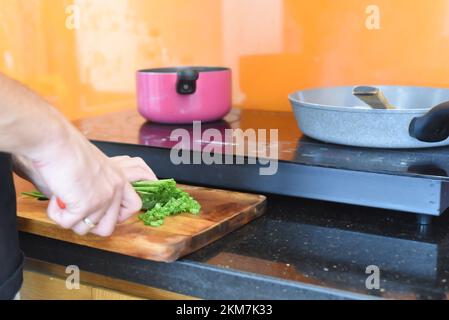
[{"x1": 0, "y1": 153, "x2": 24, "y2": 300}]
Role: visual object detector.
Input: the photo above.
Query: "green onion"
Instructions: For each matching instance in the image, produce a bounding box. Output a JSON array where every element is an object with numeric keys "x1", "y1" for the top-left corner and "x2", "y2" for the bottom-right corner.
[{"x1": 22, "y1": 179, "x2": 201, "y2": 227}]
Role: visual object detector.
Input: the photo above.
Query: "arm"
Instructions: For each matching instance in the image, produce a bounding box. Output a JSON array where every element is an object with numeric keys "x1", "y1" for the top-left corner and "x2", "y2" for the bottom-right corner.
[
  {"x1": 0, "y1": 73, "x2": 156, "y2": 236},
  {"x1": 0, "y1": 74, "x2": 72, "y2": 156}
]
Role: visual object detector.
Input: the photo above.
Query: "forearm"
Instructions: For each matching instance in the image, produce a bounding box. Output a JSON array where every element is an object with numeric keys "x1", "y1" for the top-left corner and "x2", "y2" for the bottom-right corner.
[
  {"x1": 0, "y1": 74, "x2": 154, "y2": 237},
  {"x1": 0, "y1": 73, "x2": 72, "y2": 160}
]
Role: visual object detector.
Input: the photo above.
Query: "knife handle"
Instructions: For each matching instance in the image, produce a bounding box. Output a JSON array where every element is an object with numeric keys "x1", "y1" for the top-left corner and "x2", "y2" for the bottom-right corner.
[{"x1": 57, "y1": 197, "x2": 67, "y2": 209}]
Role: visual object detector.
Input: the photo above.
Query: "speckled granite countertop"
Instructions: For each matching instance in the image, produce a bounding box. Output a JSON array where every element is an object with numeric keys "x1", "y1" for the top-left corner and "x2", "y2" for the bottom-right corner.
[{"x1": 19, "y1": 193, "x2": 449, "y2": 300}]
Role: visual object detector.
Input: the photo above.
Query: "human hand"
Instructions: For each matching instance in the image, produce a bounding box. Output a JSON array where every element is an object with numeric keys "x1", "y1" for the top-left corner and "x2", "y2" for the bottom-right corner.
[{"x1": 29, "y1": 128, "x2": 157, "y2": 236}]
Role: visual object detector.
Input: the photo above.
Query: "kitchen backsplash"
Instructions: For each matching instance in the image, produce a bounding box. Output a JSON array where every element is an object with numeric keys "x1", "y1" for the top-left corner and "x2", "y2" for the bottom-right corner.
[{"x1": 1, "y1": 0, "x2": 449, "y2": 119}]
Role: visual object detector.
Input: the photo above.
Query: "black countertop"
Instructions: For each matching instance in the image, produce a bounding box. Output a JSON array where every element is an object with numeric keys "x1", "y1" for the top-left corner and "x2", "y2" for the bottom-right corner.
[
  {"x1": 19, "y1": 193, "x2": 449, "y2": 300},
  {"x1": 19, "y1": 109, "x2": 449, "y2": 300}
]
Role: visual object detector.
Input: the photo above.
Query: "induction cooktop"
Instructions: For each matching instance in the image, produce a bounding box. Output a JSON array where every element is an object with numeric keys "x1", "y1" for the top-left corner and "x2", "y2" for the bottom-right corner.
[{"x1": 76, "y1": 109, "x2": 449, "y2": 222}]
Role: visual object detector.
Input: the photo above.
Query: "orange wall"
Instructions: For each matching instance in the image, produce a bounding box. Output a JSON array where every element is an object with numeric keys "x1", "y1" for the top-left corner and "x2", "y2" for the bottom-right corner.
[{"x1": 2, "y1": 0, "x2": 449, "y2": 119}]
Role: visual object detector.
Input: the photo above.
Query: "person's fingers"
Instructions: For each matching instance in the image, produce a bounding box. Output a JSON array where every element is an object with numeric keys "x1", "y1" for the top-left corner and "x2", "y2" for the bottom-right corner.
[
  {"x1": 71, "y1": 209, "x2": 107, "y2": 236},
  {"x1": 109, "y1": 156, "x2": 131, "y2": 163},
  {"x1": 121, "y1": 166, "x2": 157, "y2": 182},
  {"x1": 47, "y1": 187, "x2": 110, "y2": 230},
  {"x1": 118, "y1": 183, "x2": 143, "y2": 223},
  {"x1": 90, "y1": 188, "x2": 122, "y2": 237},
  {"x1": 48, "y1": 195, "x2": 88, "y2": 229},
  {"x1": 47, "y1": 196, "x2": 64, "y2": 226},
  {"x1": 49, "y1": 196, "x2": 94, "y2": 229},
  {"x1": 110, "y1": 156, "x2": 158, "y2": 181},
  {"x1": 45, "y1": 153, "x2": 155, "y2": 235}
]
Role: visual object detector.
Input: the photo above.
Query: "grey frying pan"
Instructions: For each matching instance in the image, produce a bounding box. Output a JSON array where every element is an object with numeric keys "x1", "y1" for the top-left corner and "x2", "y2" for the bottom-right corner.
[{"x1": 288, "y1": 85, "x2": 449, "y2": 149}]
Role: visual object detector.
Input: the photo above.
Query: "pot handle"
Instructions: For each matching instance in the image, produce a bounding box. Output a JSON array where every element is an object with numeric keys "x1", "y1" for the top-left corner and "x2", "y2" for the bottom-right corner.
[
  {"x1": 409, "y1": 101, "x2": 449, "y2": 142},
  {"x1": 176, "y1": 69, "x2": 199, "y2": 95}
]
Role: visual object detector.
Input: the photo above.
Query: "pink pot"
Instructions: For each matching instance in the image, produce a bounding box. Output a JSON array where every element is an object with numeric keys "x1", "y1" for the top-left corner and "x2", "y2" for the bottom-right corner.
[{"x1": 136, "y1": 67, "x2": 232, "y2": 124}]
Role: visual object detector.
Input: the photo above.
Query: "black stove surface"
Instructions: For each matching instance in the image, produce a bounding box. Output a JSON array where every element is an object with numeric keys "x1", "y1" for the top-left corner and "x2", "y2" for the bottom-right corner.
[
  {"x1": 293, "y1": 137, "x2": 449, "y2": 181},
  {"x1": 90, "y1": 109, "x2": 449, "y2": 217},
  {"x1": 136, "y1": 116, "x2": 449, "y2": 182}
]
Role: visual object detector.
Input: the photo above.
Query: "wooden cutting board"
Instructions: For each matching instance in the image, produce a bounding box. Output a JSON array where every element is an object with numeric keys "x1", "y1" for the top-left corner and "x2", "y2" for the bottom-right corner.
[{"x1": 15, "y1": 178, "x2": 266, "y2": 262}]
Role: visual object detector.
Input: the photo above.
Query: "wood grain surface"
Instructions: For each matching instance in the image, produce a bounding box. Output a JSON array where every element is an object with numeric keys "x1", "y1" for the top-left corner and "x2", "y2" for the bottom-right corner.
[{"x1": 15, "y1": 178, "x2": 266, "y2": 262}]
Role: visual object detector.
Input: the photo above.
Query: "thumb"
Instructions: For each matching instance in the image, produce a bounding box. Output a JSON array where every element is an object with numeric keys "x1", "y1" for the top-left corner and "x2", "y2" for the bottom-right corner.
[
  {"x1": 47, "y1": 195, "x2": 64, "y2": 226},
  {"x1": 47, "y1": 195, "x2": 84, "y2": 229}
]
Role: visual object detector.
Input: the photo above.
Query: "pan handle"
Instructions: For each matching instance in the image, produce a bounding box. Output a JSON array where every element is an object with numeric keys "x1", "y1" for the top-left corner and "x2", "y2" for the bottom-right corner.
[{"x1": 409, "y1": 101, "x2": 449, "y2": 142}]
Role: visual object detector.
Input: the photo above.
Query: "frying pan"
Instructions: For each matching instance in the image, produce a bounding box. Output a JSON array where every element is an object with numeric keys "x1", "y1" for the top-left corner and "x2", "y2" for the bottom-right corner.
[{"x1": 289, "y1": 86, "x2": 449, "y2": 149}]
